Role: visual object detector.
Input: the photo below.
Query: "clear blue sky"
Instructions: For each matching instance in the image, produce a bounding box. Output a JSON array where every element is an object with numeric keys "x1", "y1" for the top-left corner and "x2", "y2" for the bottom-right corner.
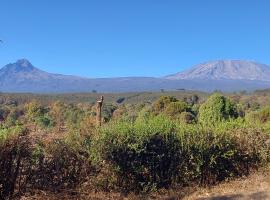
[{"x1": 0, "y1": 0, "x2": 270, "y2": 78}]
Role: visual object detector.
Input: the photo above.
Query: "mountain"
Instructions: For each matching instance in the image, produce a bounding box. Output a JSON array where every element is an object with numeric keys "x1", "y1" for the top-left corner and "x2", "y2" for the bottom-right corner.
[
  {"x1": 1, "y1": 59, "x2": 270, "y2": 93},
  {"x1": 165, "y1": 60, "x2": 270, "y2": 81},
  {"x1": 0, "y1": 59, "x2": 180, "y2": 93},
  {"x1": 0, "y1": 59, "x2": 83, "y2": 81},
  {"x1": 0, "y1": 59, "x2": 92, "y2": 92}
]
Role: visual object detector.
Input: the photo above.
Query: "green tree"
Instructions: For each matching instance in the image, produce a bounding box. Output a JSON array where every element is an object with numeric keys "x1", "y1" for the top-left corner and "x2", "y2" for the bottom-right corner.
[{"x1": 199, "y1": 93, "x2": 238, "y2": 125}]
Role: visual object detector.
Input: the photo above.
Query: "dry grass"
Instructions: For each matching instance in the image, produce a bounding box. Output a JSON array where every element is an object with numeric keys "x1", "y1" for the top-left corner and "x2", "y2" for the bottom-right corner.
[
  {"x1": 19, "y1": 168, "x2": 270, "y2": 200},
  {"x1": 184, "y1": 167, "x2": 270, "y2": 200}
]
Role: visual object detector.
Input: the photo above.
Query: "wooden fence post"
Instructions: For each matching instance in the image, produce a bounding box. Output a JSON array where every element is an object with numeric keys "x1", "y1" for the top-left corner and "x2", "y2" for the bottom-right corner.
[{"x1": 96, "y1": 96, "x2": 104, "y2": 126}]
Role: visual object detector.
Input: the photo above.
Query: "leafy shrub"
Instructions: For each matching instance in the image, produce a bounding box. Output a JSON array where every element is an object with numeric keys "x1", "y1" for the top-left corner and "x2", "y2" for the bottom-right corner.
[
  {"x1": 102, "y1": 104, "x2": 117, "y2": 122},
  {"x1": 165, "y1": 101, "x2": 188, "y2": 117},
  {"x1": 152, "y1": 96, "x2": 178, "y2": 113},
  {"x1": 246, "y1": 106, "x2": 270, "y2": 124},
  {"x1": 29, "y1": 140, "x2": 91, "y2": 191},
  {"x1": 4, "y1": 108, "x2": 23, "y2": 128},
  {"x1": 177, "y1": 128, "x2": 266, "y2": 185},
  {"x1": 0, "y1": 127, "x2": 92, "y2": 199},
  {"x1": 0, "y1": 107, "x2": 9, "y2": 123},
  {"x1": 178, "y1": 111, "x2": 196, "y2": 124},
  {"x1": 199, "y1": 93, "x2": 238, "y2": 125},
  {"x1": 92, "y1": 116, "x2": 270, "y2": 191},
  {"x1": 37, "y1": 115, "x2": 53, "y2": 128},
  {"x1": 0, "y1": 128, "x2": 32, "y2": 199},
  {"x1": 64, "y1": 104, "x2": 85, "y2": 129},
  {"x1": 93, "y1": 115, "x2": 180, "y2": 191}
]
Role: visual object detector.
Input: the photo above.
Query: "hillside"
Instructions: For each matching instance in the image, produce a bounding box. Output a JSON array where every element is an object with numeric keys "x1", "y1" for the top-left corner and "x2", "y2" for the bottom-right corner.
[{"x1": 166, "y1": 60, "x2": 270, "y2": 81}]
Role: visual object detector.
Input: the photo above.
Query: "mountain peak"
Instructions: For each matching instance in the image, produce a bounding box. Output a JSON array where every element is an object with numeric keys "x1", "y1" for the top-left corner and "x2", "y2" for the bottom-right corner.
[
  {"x1": 0, "y1": 58, "x2": 37, "y2": 73},
  {"x1": 16, "y1": 59, "x2": 33, "y2": 68},
  {"x1": 165, "y1": 60, "x2": 270, "y2": 81}
]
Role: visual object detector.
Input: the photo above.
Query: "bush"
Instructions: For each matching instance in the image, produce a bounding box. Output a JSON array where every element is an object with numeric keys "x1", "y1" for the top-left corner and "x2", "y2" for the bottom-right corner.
[
  {"x1": 29, "y1": 140, "x2": 91, "y2": 191},
  {"x1": 165, "y1": 101, "x2": 188, "y2": 117},
  {"x1": 0, "y1": 127, "x2": 92, "y2": 199},
  {"x1": 102, "y1": 104, "x2": 117, "y2": 122},
  {"x1": 92, "y1": 116, "x2": 270, "y2": 191},
  {"x1": 116, "y1": 97, "x2": 125, "y2": 104},
  {"x1": 152, "y1": 96, "x2": 178, "y2": 113},
  {"x1": 177, "y1": 127, "x2": 267, "y2": 185},
  {"x1": 0, "y1": 128, "x2": 32, "y2": 199},
  {"x1": 199, "y1": 93, "x2": 238, "y2": 125},
  {"x1": 246, "y1": 106, "x2": 270, "y2": 124},
  {"x1": 178, "y1": 111, "x2": 196, "y2": 124},
  {"x1": 1, "y1": 95, "x2": 270, "y2": 197},
  {"x1": 93, "y1": 115, "x2": 180, "y2": 191}
]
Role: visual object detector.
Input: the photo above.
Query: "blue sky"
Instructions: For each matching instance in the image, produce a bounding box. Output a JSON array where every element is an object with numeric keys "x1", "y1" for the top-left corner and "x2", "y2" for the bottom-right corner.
[{"x1": 0, "y1": 0, "x2": 270, "y2": 78}]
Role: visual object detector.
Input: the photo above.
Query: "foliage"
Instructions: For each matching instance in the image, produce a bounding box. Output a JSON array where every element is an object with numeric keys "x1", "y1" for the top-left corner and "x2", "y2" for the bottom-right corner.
[
  {"x1": 0, "y1": 92, "x2": 270, "y2": 197},
  {"x1": 165, "y1": 101, "x2": 188, "y2": 117},
  {"x1": 29, "y1": 140, "x2": 91, "y2": 191},
  {"x1": 0, "y1": 129, "x2": 92, "y2": 199},
  {"x1": 199, "y1": 93, "x2": 238, "y2": 125},
  {"x1": 178, "y1": 111, "x2": 196, "y2": 124},
  {"x1": 116, "y1": 97, "x2": 125, "y2": 104},
  {"x1": 246, "y1": 106, "x2": 270, "y2": 124},
  {"x1": 91, "y1": 115, "x2": 270, "y2": 191},
  {"x1": 102, "y1": 103, "x2": 117, "y2": 122},
  {"x1": 50, "y1": 101, "x2": 66, "y2": 131},
  {"x1": 152, "y1": 96, "x2": 178, "y2": 113}
]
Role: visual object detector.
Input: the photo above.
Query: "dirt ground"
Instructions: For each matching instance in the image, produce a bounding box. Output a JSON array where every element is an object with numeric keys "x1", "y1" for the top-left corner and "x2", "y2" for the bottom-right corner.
[
  {"x1": 184, "y1": 169, "x2": 270, "y2": 200},
  {"x1": 20, "y1": 168, "x2": 270, "y2": 200}
]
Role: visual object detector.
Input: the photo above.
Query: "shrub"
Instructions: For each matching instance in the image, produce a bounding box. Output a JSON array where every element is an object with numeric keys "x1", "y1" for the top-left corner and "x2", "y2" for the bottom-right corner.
[
  {"x1": 178, "y1": 111, "x2": 196, "y2": 124},
  {"x1": 152, "y1": 96, "x2": 178, "y2": 113},
  {"x1": 165, "y1": 101, "x2": 188, "y2": 117},
  {"x1": 1, "y1": 95, "x2": 270, "y2": 197},
  {"x1": 178, "y1": 128, "x2": 263, "y2": 185},
  {"x1": 116, "y1": 97, "x2": 125, "y2": 104},
  {"x1": 92, "y1": 116, "x2": 270, "y2": 192},
  {"x1": 29, "y1": 140, "x2": 91, "y2": 191},
  {"x1": 93, "y1": 115, "x2": 181, "y2": 191},
  {"x1": 0, "y1": 128, "x2": 32, "y2": 199},
  {"x1": 0, "y1": 107, "x2": 9, "y2": 123},
  {"x1": 246, "y1": 106, "x2": 270, "y2": 124},
  {"x1": 0, "y1": 127, "x2": 92, "y2": 199},
  {"x1": 102, "y1": 104, "x2": 117, "y2": 122},
  {"x1": 199, "y1": 93, "x2": 238, "y2": 125},
  {"x1": 37, "y1": 115, "x2": 53, "y2": 128}
]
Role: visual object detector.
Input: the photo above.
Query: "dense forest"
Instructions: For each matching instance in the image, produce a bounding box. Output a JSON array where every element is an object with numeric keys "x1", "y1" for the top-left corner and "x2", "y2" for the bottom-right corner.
[{"x1": 0, "y1": 90, "x2": 270, "y2": 199}]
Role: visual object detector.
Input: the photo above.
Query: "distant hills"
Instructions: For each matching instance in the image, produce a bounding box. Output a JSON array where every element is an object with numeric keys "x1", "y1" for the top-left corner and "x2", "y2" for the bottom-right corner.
[{"x1": 1, "y1": 59, "x2": 270, "y2": 93}]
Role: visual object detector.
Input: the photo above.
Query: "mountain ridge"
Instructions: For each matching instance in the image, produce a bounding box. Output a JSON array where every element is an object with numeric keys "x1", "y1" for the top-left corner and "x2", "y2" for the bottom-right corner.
[{"x1": 1, "y1": 59, "x2": 270, "y2": 93}]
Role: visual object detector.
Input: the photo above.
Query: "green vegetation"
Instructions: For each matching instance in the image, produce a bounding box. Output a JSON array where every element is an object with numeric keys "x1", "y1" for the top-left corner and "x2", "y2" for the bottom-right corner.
[
  {"x1": 199, "y1": 93, "x2": 238, "y2": 125},
  {"x1": 0, "y1": 91, "x2": 270, "y2": 199}
]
